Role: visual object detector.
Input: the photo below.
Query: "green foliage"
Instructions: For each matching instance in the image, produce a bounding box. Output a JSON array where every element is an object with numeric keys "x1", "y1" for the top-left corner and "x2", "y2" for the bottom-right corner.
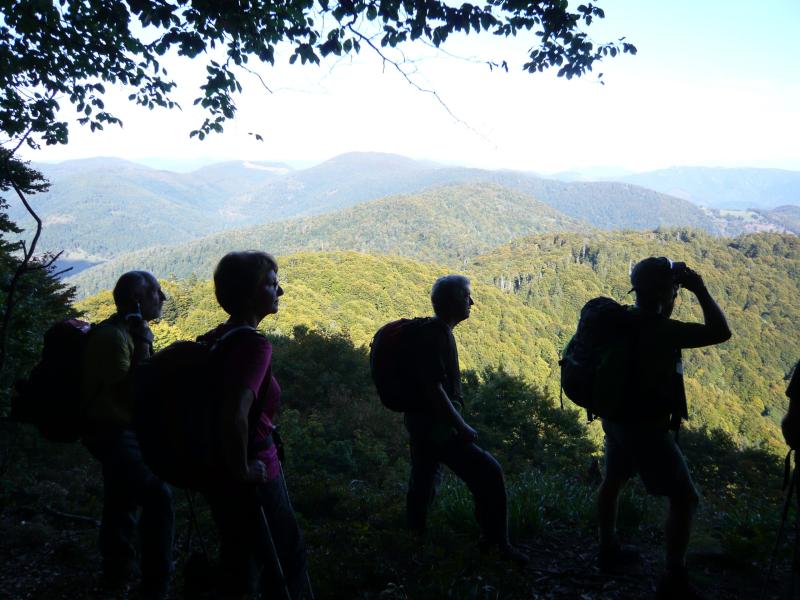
[
  {"x1": 71, "y1": 182, "x2": 586, "y2": 292},
  {"x1": 1, "y1": 0, "x2": 633, "y2": 147},
  {"x1": 472, "y1": 229, "x2": 800, "y2": 451},
  {"x1": 77, "y1": 228, "x2": 800, "y2": 453}
]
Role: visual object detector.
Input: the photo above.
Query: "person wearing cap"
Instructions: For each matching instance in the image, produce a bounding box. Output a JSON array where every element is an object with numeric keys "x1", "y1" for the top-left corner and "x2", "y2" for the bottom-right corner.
[{"x1": 596, "y1": 257, "x2": 731, "y2": 599}]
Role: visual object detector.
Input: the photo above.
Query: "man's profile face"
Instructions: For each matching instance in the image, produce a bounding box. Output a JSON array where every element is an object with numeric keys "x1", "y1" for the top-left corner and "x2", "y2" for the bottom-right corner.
[
  {"x1": 452, "y1": 283, "x2": 474, "y2": 323},
  {"x1": 139, "y1": 277, "x2": 166, "y2": 321}
]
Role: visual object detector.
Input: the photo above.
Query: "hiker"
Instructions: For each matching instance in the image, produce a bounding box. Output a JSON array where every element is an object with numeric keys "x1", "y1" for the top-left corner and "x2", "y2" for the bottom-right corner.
[
  {"x1": 80, "y1": 270, "x2": 174, "y2": 600},
  {"x1": 403, "y1": 275, "x2": 528, "y2": 563},
  {"x1": 201, "y1": 250, "x2": 310, "y2": 600},
  {"x1": 782, "y1": 361, "x2": 800, "y2": 449},
  {"x1": 596, "y1": 258, "x2": 731, "y2": 599}
]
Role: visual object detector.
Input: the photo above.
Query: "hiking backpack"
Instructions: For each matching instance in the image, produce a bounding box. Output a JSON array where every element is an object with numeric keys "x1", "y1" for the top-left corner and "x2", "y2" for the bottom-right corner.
[
  {"x1": 369, "y1": 318, "x2": 431, "y2": 412},
  {"x1": 134, "y1": 326, "x2": 261, "y2": 491},
  {"x1": 11, "y1": 319, "x2": 93, "y2": 443},
  {"x1": 560, "y1": 297, "x2": 638, "y2": 421}
]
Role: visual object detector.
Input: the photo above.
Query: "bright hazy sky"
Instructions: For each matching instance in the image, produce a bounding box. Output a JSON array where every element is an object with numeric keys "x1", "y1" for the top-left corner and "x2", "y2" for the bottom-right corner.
[{"x1": 20, "y1": 0, "x2": 800, "y2": 173}]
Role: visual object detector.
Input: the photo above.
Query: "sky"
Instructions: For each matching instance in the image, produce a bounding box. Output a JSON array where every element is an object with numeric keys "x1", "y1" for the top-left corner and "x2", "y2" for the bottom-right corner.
[{"x1": 18, "y1": 0, "x2": 800, "y2": 174}]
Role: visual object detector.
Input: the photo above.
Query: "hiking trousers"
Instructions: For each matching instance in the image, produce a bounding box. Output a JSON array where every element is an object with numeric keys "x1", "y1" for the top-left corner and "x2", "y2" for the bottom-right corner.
[
  {"x1": 84, "y1": 428, "x2": 175, "y2": 593},
  {"x1": 206, "y1": 470, "x2": 310, "y2": 599},
  {"x1": 406, "y1": 431, "x2": 509, "y2": 544}
]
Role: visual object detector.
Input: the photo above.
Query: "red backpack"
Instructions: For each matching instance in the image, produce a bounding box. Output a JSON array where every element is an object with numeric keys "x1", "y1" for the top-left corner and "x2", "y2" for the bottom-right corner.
[
  {"x1": 369, "y1": 318, "x2": 431, "y2": 412},
  {"x1": 11, "y1": 319, "x2": 93, "y2": 442}
]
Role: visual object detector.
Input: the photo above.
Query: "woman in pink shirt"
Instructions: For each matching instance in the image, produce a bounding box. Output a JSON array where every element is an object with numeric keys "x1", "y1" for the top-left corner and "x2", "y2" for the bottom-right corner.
[{"x1": 201, "y1": 250, "x2": 309, "y2": 600}]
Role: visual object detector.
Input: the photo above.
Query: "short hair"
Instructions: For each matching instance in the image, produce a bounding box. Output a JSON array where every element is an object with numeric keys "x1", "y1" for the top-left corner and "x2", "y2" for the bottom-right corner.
[
  {"x1": 431, "y1": 274, "x2": 470, "y2": 317},
  {"x1": 214, "y1": 251, "x2": 278, "y2": 315},
  {"x1": 112, "y1": 271, "x2": 155, "y2": 311}
]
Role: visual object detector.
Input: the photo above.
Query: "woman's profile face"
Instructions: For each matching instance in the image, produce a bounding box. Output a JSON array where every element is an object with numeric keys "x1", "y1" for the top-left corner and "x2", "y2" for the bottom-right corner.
[{"x1": 252, "y1": 268, "x2": 284, "y2": 318}]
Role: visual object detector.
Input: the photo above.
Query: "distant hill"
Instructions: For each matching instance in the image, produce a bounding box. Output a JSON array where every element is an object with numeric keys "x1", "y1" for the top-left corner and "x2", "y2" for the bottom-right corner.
[
  {"x1": 616, "y1": 167, "x2": 800, "y2": 210},
  {"x1": 7, "y1": 153, "x2": 718, "y2": 263},
  {"x1": 226, "y1": 152, "x2": 717, "y2": 232},
  {"x1": 8, "y1": 157, "x2": 292, "y2": 259},
  {"x1": 756, "y1": 205, "x2": 800, "y2": 234},
  {"x1": 69, "y1": 183, "x2": 587, "y2": 295}
]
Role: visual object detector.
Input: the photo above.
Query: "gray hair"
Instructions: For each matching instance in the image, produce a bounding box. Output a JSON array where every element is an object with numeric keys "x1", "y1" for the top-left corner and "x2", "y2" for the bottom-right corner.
[{"x1": 431, "y1": 274, "x2": 470, "y2": 317}]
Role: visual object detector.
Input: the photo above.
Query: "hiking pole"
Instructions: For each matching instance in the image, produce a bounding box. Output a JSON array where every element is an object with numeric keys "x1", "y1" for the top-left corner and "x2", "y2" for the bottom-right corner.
[
  {"x1": 258, "y1": 502, "x2": 293, "y2": 600},
  {"x1": 185, "y1": 489, "x2": 209, "y2": 559},
  {"x1": 762, "y1": 450, "x2": 797, "y2": 600},
  {"x1": 277, "y1": 464, "x2": 315, "y2": 600}
]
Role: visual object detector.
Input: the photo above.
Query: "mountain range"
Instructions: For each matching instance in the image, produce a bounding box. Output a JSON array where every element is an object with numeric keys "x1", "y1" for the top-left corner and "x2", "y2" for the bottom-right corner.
[
  {"x1": 69, "y1": 183, "x2": 586, "y2": 295},
  {"x1": 10, "y1": 153, "x2": 729, "y2": 260},
  {"x1": 614, "y1": 167, "x2": 800, "y2": 210}
]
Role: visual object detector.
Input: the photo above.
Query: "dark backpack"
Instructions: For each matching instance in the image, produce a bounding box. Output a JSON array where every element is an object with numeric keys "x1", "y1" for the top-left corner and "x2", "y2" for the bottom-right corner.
[
  {"x1": 560, "y1": 297, "x2": 638, "y2": 421},
  {"x1": 135, "y1": 326, "x2": 260, "y2": 490},
  {"x1": 11, "y1": 319, "x2": 93, "y2": 443},
  {"x1": 369, "y1": 318, "x2": 431, "y2": 412}
]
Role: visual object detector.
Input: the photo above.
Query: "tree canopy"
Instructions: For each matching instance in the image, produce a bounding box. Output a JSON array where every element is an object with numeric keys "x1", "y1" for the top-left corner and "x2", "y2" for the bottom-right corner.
[{"x1": 1, "y1": 0, "x2": 636, "y2": 147}]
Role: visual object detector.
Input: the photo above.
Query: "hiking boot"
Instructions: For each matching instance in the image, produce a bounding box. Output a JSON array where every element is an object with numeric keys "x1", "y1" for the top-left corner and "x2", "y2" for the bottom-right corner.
[
  {"x1": 655, "y1": 568, "x2": 706, "y2": 600},
  {"x1": 597, "y1": 543, "x2": 641, "y2": 572}
]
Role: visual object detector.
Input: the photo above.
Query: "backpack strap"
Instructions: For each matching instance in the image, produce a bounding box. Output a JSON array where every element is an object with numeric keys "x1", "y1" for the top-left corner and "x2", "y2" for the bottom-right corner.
[{"x1": 209, "y1": 325, "x2": 261, "y2": 351}]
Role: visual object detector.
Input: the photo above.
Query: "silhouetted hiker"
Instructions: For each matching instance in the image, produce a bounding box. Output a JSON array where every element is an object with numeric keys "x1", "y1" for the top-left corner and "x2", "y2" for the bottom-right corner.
[
  {"x1": 200, "y1": 251, "x2": 310, "y2": 600},
  {"x1": 80, "y1": 271, "x2": 174, "y2": 600},
  {"x1": 401, "y1": 275, "x2": 528, "y2": 564},
  {"x1": 782, "y1": 362, "x2": 800, "y2": 449},
  {"x1": 596, "y1": 258, "x2": 731, "y2": 599}
]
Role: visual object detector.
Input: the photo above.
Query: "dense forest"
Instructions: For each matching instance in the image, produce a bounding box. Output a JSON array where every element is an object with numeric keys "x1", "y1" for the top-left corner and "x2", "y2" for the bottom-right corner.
[
  {"x1": 70, "y1": 183, "x2": 586, "y2": 295},
  {"x1": 76, "y1": 229, "x2": 800, "y2": 452}
]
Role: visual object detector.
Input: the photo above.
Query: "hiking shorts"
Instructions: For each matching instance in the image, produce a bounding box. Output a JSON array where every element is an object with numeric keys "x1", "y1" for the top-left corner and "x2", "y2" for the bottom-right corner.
[{"x1": 602, "y1": 419, "x2": 699, "y2": 500}]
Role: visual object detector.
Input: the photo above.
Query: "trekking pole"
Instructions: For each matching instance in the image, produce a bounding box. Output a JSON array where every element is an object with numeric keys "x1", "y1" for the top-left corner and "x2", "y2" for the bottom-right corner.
[
  {"x1": 762, "y1": 450, "x2": 797, "y2": 600},
  {"x1": 258, "y1": 502, "x2": 293, "y2": 600},
  {"x1": 185, "y1": 489, "x2": 209, "y2": 558},
  {"x1": 278, "y1": 464, "x2": 315, "y2": 600}
]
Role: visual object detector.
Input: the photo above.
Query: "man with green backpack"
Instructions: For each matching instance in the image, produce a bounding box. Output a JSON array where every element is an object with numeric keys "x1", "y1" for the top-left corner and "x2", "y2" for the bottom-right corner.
[
  {"x1": 580, "y1": 258, "x2": 731, "y2": 599},
  {"x1": 81, "y1": 271, "x2": 174, "y2": 600}
]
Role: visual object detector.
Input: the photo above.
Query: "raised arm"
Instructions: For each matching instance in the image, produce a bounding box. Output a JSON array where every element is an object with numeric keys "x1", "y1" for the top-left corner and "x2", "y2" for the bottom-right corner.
[{"x1": 671, "y1": 268, "x2": 732, "y2": 348}]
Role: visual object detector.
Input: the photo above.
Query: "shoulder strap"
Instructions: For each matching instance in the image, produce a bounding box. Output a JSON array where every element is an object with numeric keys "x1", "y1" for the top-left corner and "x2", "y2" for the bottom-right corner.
[{"x1": 209, "y1": 325, "x2": 263, "y2": 352}]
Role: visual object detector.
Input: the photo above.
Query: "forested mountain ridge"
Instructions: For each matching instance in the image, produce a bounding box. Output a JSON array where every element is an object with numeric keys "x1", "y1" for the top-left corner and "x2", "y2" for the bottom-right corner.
[
  {"x1": 77, "y1": 230, "x2": 800, "y2": 452},
  {"x1": 216, "y1": 152, "x2": 718, "y2": 232},
  {"x1": 8, "y1": 157, "x2": 292, "y2": 260},
  {"x1": 69, "y1": 183, "x2": 587, "y2": 296},
  {"x1": 756, "y1": 205, "x2": 800, "y2": 234},
  {"x1": 11, "y1": 152, "x2": 718, "y2": 267}
]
